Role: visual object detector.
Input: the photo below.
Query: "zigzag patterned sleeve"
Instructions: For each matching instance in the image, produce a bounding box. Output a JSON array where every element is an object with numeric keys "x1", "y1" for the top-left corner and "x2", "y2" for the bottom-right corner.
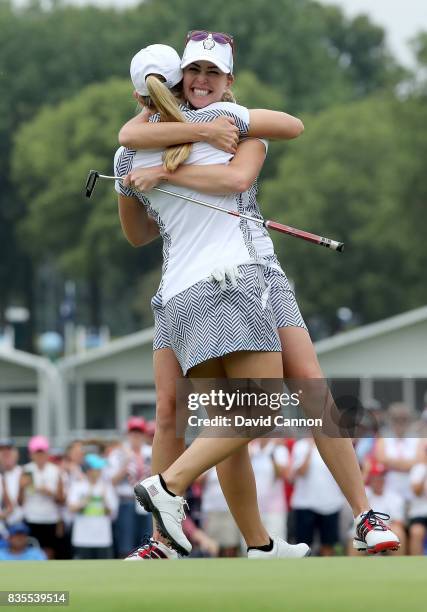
[
  {"x1": 113, "y1": 146, "x2": 151, "y2": 207},
  {"x1": 148, "y1": 102, "x2": 250, "y2": 136},
  {"x1": 114, "y1": 146, "x2": 137, "y2": 197}
]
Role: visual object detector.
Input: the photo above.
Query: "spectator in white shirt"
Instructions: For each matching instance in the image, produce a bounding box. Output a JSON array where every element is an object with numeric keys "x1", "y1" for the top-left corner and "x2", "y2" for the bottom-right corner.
[
  {"x1": 250, "y1": 439, "x2": 289, "y2": 539},
  {"x1": 67, "y1": 454, "x2": 118, "y2": 559},
  {"x1": 108, "y1": 417, "x2": 152, "y2": 557},
  {"x1": 408, "y1": 452, "x2": 427, "y2": 555},
  {"x1": 374, "y1": 403, "x2": 423, "y2": 502},
  {"x1": 18, "y1": 435, "x2": 64, "y2": 559},
  {"x1": 291, "y1": 437, "x2": 345, "y2": 556},
  {"x1": 59, "y1": 440, "x2": 86, "y2": 559},
  {"x1": 0, "y1": 439, "x2": 22, "y2": 525},
  {"x1": 0, "y1": 473, "x2": 13, "y2": 541}
]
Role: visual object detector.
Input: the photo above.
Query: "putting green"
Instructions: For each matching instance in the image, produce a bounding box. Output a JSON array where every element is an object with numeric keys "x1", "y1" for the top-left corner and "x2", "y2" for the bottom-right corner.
[{"x1": 0, "y1": 557, "x2": 425, "y2": 611}]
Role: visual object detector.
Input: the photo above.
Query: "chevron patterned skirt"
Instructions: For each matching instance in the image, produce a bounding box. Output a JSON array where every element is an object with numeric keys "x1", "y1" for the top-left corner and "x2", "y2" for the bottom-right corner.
[
  {"x1": 263, "y1": 265, "x2": 307, "y2": 331},
  {"x1": 156, "y1": 264, "x2": 281, "y2": 375},
  {"x1": 152, "y1": 264, "x2": 307, "y2": 362}
]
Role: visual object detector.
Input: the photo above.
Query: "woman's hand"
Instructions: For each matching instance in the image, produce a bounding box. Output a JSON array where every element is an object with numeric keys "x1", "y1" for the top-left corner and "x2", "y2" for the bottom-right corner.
[
  {"x1": 124, "y1": 166, "x2": 166, "y2": 192},
  {"x1": 204, "y1": 116, "x2": 239, "y2": 153}
]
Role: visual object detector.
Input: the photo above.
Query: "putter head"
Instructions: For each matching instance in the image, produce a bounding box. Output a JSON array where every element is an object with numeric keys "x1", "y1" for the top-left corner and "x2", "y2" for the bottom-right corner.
[{"x1": 85, "y1": 170, "x2": 99, "y2": 198}]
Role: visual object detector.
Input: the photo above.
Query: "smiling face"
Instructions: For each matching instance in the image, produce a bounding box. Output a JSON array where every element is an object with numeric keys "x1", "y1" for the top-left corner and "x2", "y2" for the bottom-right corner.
[{"x1": 183, "y1": 61, "x2": 233, "y2": 109}]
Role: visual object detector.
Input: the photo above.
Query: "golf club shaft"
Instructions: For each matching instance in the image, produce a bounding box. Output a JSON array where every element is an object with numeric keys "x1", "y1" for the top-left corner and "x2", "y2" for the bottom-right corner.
[{"x1": 98, "y1": 174, "x2": 344, "y2": 252}]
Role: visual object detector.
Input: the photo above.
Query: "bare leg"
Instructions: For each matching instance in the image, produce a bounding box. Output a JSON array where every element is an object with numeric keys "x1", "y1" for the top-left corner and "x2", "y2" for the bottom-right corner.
[
  {"x1": 162, "y1": 351, "x2": 282, "y2": 510},
  {"x1": 279, "y1": 327, "x2": 369, "y2": 517},
  {"x1": 408, "y1": 523, "x2": 424, "y2": 555},
  {"x1": 151, "y1": 348, "x2": 185, "y2": 540},
  {"x1": 216, "y1": 447, "x2": 269, "y2": 547},
  {"x1": 152, "y1": 348, "x2": 185, "y2": 473},
  {"x1": 153, "y1": 350, "x2": 277, "y2": 548}
]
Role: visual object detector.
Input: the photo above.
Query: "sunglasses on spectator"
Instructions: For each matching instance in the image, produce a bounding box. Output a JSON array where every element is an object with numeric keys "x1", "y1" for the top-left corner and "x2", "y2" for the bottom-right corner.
[{"x1": 185, "y1": 31, "x2": 234, "y2": 55}]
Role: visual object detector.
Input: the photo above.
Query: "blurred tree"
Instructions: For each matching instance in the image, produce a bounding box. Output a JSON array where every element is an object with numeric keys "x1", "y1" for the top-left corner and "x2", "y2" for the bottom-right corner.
[
  {"x1": 12, "y1": 78, "x2": 162, "y2": 330},
  {"x1": 261, "y1": 95, "x2": 427, "y2": 333},
  {"x1": 1, "y1": 0, "x2": 406, "y2": 340}
]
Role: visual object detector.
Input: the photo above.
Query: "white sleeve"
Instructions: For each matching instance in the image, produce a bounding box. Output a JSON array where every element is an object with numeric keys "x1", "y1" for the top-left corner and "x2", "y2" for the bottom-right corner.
[
  {"x1": 67, "y1": 482, "x2": 84, "y2": 508},
  {"x1": 107, "y1": 449, "x2": 123, "y2": 477},
  {"x1": 273, "y1": 445, "x2": 289, "y2": 468},
  {"x1": 410, "y1": 463, "x2": 427, "y2": 485},
  {"x1": 105, "y1": 483, "x2": 119, "y2": 519},
  {"x1": 292, "y1": 440, "x2": 310, "y2": 471}
]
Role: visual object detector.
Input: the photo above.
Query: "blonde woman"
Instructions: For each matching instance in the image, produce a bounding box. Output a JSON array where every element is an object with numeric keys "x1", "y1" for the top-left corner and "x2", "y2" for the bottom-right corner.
[{"x1": 118, "y1": 39, "x2": 400, "y2": 557}]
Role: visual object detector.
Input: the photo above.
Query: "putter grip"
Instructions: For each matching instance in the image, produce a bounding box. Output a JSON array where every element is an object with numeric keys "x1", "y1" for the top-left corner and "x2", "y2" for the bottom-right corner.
[{"x1": 264, "y1": 220, "x2": 344, "y2": 252}]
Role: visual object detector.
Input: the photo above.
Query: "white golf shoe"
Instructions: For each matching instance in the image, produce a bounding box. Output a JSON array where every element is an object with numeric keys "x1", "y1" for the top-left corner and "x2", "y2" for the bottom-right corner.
[
  {"x1": 134, "y1": 475, "x2": 192, "y2": 556},
  {"x1": 353, "y1": 510, "x2": 400, "y2": 554},
  {"x1": 248, "y1": 537, "x2": 311, "y2": 559},
  {"x1": 124, "y1": 538, "x2": 179, "y2": 560}
]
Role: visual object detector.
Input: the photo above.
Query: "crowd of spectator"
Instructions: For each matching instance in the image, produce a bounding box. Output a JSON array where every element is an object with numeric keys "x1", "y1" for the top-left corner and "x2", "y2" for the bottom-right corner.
[{"x1": 1, "y1": 401, "x2": 427, "y2": 560}]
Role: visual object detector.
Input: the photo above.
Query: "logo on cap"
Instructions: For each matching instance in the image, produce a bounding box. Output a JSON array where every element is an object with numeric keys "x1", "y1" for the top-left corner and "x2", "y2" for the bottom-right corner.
[{"x1": 203, "y1": 34, "x2": 215, "y2": 50}]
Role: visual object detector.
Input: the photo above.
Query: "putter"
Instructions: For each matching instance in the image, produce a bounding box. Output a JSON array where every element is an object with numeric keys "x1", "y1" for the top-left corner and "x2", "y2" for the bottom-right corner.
[{"x1": 85, "y1": 170, "x2": 344, "y2": 252}]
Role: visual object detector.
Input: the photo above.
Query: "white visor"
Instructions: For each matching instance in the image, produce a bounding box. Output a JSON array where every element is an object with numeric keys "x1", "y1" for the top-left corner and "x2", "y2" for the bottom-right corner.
[{"x1": 181, "y1": 37, "x2": 233, "y2": 74}]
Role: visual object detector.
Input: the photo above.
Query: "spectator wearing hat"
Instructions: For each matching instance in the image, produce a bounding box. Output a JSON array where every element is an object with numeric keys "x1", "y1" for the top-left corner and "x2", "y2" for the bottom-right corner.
[
  {"x1": 348, "y1": 461, "x2": 405, "y2": 555},
  {"x1": 18, "y1": 436, "x2": 64, "y2": 559},
  {"x1": 108, "y1": 417, "x2": 152, "y2": 557},
  {"x1": 0, "y1": 523, "x2": 47, "y2": 561},
  {"x1": 0, "y1": 439, "x2": 23, "y2": 525},
  {"x1": 67, "y1": 454, "x2": 118, "y2": 559}
]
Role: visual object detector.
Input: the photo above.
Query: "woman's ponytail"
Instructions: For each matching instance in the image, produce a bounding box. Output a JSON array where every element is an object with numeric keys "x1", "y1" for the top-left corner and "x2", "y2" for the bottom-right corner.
[{"x1": 145, "y1": 75, "x2": 192, "y2": 171}]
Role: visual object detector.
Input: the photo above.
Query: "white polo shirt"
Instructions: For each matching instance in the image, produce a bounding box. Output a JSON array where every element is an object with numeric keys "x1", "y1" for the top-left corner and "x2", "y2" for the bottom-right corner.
[
  {"x1": 291, "y1": 439, "x2": 344, "y2": 515},
  {"x1": 22, "y1": 461, "x2": 61, "y2": 524},
  {"x1": 114, "y1": 102, "x2": 276, "y2": 306},
  {"x1": 250, "y1": 441, "x2": 289, "y2": 514},
  {"x1": 67, "y1": 478, "x2": 118, "y2": 548}
]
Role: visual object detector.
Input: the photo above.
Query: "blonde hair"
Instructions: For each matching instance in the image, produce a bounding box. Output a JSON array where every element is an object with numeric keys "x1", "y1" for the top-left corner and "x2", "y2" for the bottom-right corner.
[
  {"x1": 222, "y1": 88, "x2": 236, "y2": 103},
  {"x1": 145, "y1": 75, "x2": 192, "y2": 171}
]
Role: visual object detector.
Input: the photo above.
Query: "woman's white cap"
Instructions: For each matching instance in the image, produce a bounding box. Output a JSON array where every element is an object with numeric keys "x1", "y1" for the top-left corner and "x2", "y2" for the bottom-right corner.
[
  {"x1": 130, "y1": 44, "x2": 183, "y2": 96},
  {"x1": 181, "y1": 37, "x2": 233, "y2": 74}
]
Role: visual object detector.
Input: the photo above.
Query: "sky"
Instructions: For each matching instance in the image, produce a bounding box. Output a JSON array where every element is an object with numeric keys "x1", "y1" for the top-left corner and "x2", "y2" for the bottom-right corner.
[
  {"x1": 320, "y1": 0, "x2": 427, "y2": 66},
  {"x1": 14, "y1": 0, "x2": 427, "y2": 66}
]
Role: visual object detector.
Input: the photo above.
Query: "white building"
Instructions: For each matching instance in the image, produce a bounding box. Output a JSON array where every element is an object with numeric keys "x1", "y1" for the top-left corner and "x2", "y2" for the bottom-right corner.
[
  {"x1": 0, "y1": 348, "x2": 62, "y2": 453},
  {"x1": 57, "y1": 327, "x2": 156, "y2": 445},
  {"x1": 316, "y1": 305, "x2": 427, "y2": 411}
]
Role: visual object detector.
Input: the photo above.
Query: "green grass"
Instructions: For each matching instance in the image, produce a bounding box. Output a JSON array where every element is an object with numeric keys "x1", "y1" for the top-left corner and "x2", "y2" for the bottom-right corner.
[{"x1": 0, "y1": 558, "x2": 426, "y2": 611}]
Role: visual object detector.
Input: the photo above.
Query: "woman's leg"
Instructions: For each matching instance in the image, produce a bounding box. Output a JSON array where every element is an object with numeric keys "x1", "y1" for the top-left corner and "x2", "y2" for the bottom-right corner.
[
  {"x1": 150, "y1": 348, "x2": 185, "y2": 542},
  {"x1": 150, "y1": 349, "x2": 273, "y2": 547},
  {"x1": 279, "y1": 327, "x2": 369, "y2": 517},
  {"x1": 162, "y1": 351, "x2": 282, "y2": 497},
  {"x1": 408, "y1": 522, "x2": 425, "y2": 555},
  {"x1": 216, "y1": 447, "x2": 270, "y2": 547},
  {"x1": 152, "y1": 348, "x2": 185, "y2": 473}
]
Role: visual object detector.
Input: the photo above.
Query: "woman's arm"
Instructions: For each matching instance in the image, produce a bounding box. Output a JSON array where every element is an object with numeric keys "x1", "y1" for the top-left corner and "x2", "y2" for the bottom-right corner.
[
  {"x1": 124, "y1": 138, "x2": 267, "y2": 196},
  {"x1": 119, "y1": 108, "x2": 303, "y2": 150},
  {"x1": 248, "y1": 109, "x2": 304, "y2": 140},
  {"x1": 119, "y1": 113, "x2": 239, "y2": 153},
  {"x1": 118, "y1": 194, "x2": 160, "y2": 247}
]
